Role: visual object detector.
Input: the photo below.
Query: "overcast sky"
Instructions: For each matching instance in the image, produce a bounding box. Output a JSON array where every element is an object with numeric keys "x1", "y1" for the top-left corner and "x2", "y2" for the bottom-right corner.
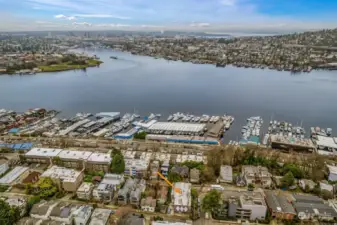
[{"x1": 0, "y1": 0, "x2": 336, "y2": 32}]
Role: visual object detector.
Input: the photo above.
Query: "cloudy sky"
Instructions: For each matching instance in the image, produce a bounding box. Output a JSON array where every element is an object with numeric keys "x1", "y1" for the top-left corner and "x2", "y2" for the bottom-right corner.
[{"x1": 0, "y1": 0, "x2": 336, "y2": 32}]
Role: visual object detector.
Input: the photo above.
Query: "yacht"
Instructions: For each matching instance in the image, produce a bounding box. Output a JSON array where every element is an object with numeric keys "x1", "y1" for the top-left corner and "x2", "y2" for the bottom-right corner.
[
  {"x1": 167, "y1": 115, "x2": 173, "y2": 121},
  {"x1": 225, "y1": 123, "x2": 230, "y2": 130}
]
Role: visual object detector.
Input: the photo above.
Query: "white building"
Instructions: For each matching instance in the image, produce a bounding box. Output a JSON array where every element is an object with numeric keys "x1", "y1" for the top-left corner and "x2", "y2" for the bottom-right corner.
[
  {"x1": 239, "y1": 194, "x2": 267, "y2": 220},
  {"x1": 73, "y1": 205, "x2": 93, "y2": 225},
  {"x1": 152, "y1": 222, "x2": 191, "y2": 225},
  {"x1": 86, "y1": 152, "x2": 112, "y2": 172},
  {"x1": 141, "y1": 197, "x2": 157, "y2": 212},
  {"x1": 92, "y1": 183, "x2": 114, "y2": 202},
  {"x1": 148, "y1": 122, "x2": 205, "y2": 134},
  {"x1": 41, "y1": 166, "x2": 84, "y2": 192},
  {"x1": 218, "y1": 165, "x2": 233, "y2": 183},
  {"x1": 89, "y1": 208, "x2": 112, "y2": 225},
  {"x1": 6, "y1": 197, "x2": 27, "y2": 217},
  {"x1": 328, "y1": 165, "x2": 337, "y2": 182},
  {"x1": 124, "y1": 158, "x2": 150, "y2": 177},
  {"x1": 77, "y1": 182, "x2": 94, "y2": 200},
  {"x1": 242, "y1": 166, "x2": 272, "y2": 188},
  {"x1": 24, "y1": 148, "x2": 63, "y2": 163},
  {"x1": 172, "y1": 182, "x2": 191, "y2": 213},
  {"x1": 0, "y1": 166, "x2": 29, "y2": 185},
  {"x1": 100, "y1": 173, "x2": 125, "y2": 190}
]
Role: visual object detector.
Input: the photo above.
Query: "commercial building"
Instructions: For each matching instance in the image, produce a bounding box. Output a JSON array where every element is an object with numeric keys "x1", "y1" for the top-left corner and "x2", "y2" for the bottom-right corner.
[
  {"x1": 76, "y1": 182, "x2": 94, "y2": 200},
  {"x1": 0, "y1": 166, "x2": 29, "y2": 185},
  {"x1": 24, "y1": 148, "x2": 63, "y2": 163},
  {"x1": 57, "y1": 150, "x2": 92, "y2": 169},
  {"x1": 223, "y1": 190, "x2": 267, "y2": 221},
  {"x1": 148, "y1": 122, "x2": 206, "y2": 135},
  {"x1": 86, "y1": 152, "x2": 111, "y2": 172},
  {"x1": 264, "y1": 191, "x2": 296, "y2": 220},
  {"x1": 242, "y1": 166, "x2": 272, "y2": 188},
  {"x1": 172, "y1": 182, "x2": 191, "y2": 213},
  {"x1": 89, "y1": 208, "x2": 112, "y2": 225},
  {"x1": 218, "y1": 165, "x2": 233, "y2": 183},
  {"x1": 124, "y1": 159, "x2": 150, "y2": 178},
  {"x1": 270, "y1": 135, "x2": 315, "y2": 152},
  {"x1": 41, "y1": 166, "x2": 84, "y2": 192},
  {"x1": 315, "y1": 136, "x2": 337, "y2": 155},
  {"x1": 293, "y1": 194, "x2": 337, "y2": 221}
]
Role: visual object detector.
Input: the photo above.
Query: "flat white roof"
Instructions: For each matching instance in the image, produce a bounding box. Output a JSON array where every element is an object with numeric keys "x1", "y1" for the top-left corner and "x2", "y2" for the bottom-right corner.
[
  {"x1": 125, "y1": 158, "x2": 149, "y2": 170},
  {"x1": 328, "y1": 165, "x2": 337, "y2": 175},
  {"x1": 25, "y1": 148, "x2": 63, "y2": 157},
  {"x1": 89, "y1": 208, "x2": 111, "y2": 225},
  {"x1": 58, "y1": 150, "x2": 92, "y2": 160},
  {"x1": 317, "y1": 136, "x2": 337, "y2": 149},
  {"x1": 87, "y1": 152, "x2": 111, "y2": 164},
  {"x1": 41, "y1": 165, "x2": 82, "y2": 183},
  {"x1": 0, "y1": 166, "x2": 29, "y2": 185},
  {"x1": 173, "y1": 182, "x2": 191, "y2": 208},
  {"x1": 149, "y1": 122, "x2": 205, "y2": 133}
]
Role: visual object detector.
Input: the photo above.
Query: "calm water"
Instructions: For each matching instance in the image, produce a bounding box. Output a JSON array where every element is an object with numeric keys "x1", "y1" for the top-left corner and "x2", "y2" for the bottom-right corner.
[{"x1": 1, "y1": 49, "x2": 337, "y2": 141}]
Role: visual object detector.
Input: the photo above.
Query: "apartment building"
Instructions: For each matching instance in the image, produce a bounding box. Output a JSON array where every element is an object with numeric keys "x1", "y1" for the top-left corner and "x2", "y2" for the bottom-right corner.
[{"x1": 242, "y1": 166, "x2": 272, "y2": 188}]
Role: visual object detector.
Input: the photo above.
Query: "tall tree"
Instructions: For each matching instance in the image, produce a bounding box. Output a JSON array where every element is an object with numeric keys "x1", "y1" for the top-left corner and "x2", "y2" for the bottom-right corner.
[
  {"x1": 111, "y1": 153, "x2": 125, "y2": 174},
  {"x1": 0, "y1": 199, "x2": 21, "y2": 225},
  {"x1": 202, "y1": 190, "x2": 221, "y2": 212}
]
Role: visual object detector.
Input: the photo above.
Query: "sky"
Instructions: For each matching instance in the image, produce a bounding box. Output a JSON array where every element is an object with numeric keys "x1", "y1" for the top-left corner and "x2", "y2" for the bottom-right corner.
[{"x1": 0, "y1": 0, "x2": 336, "y2": 32}]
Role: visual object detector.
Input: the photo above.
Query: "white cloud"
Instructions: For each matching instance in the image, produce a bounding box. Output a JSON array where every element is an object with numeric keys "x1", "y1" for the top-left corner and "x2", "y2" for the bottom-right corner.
[
  {"x1": 54, "y1": 14, "x2": 76, "y2": 20},
  {"x1": 95, "y1": 23, "x2": 130, "y2": 27},
  {"x1": 73, "y1": 14, "x2": 131, "y2": 20},
  {"x1": 72, "y1": 21, "x2": 92, "y2": 26},
  {"x1": 141, "y1": 25, "x2": 164, "y2": 28},
  {"x1": 190, "y1": 22, "x2": 211, "y2": 27}
]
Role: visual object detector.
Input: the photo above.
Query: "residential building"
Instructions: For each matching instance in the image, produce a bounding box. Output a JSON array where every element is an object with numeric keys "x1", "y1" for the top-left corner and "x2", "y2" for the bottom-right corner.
[
  {"x1": 86, "y1": 152, "x2": 112, "y2": 172},
  {"x1": 328, "y1": 165, "x2": 337, "y2": 181},
  {"x1": 157, "y1": 182, "x2": 169, "y2": 204},
  {"x1": 73, "y1": 205, "x2": 93, "y2": 225},
  {"x1": 293, "y1": 194, "x2": 337, "y2": 221},
  {"x1": 172, "y1": 182, "x2": 191, "y2": 213},
  {"x1": 100, "y1": 173, "x2": 124, "y2": 190},
  {"x1": 88, "y1": 208, "x2": 112, "y2": 225},
  {"x1": 30, "y1": 200, "x2": 59, "y2": 220},
  {"x1": 49, "y1": 202, "x2": 79, "y2": 224},
  {"x1": 242, "y1": 166, "x2": 272, "y2": 188},
  {"x1": 141, "y1": 197, "x2": 157, "y2": 212},
  {"x1": 118, "y1": 178, "x2": 136, "y2": 205},
  {"x1": 92, "y1": 183, "x2": 114, "y2": 202},
  {"x1": 0, "y1": 166, "x2": 29, "y2": 185},
  {"x1": 171, "y1": 165, "x2": 189, "y2": 178},
  {"x1": 224, "y1": 190, "x2": 267, "y2": 221},
  {"x1": 57, "y1": 150, "x2": 92, "y2": 169},
  {"x1": 118, "y1": 213, "x2": 145, "y2": 225},
  {"x1": 124, "y1": 159, "x2": 150, "y2": 178},
  {"x1": 152, "y1": 222, "x2": 191, "y2": 225},
  {"x1": 150, "y1": 160, "x2": 160, "y2": 180},
  {"x1": 130, "y1": 187, "x2": 142, "y2": 207},
  {"x1": 5, "y1": 197, "x2": 27, "y2": 217},
  {"x1": 218, "y1": 165, "x2": 233, "y2": 183},
  {"x1": 40, "y1": 166, "x2": 84, "y2": 192},
  {"x1": 22, "y1": 171, "x2": 41, "y2": 184},
  {"x1": 320, "y1": 181, "x2": 334, "y2": 194},
  {"x1": 298, "y1": 179, "x2": 316, "y2": 191},
  {"x1": 0, "y1": 161, "x2": 9, "y2": 176},
  {"x1": 160, "y1": 160, "x2": 170, "y2": 177},
  {"x1": 264, "y1": 191, "x2": 296, "y2": 220},
  {"x1": 189, "y1": 168, "x2": 200, "y2": 183},
  {"x1": 76, "y1": 182, "x2": 94, "y2": 200},
  {"x1": 24, "y1": 148, "x2": 63, "y2": 164}
]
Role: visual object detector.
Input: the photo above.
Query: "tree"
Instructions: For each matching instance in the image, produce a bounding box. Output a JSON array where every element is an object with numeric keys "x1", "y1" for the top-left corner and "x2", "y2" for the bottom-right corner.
[
  {"x1": 26, "y1": 196, "x2": 41, "y2": 215},
  {"x1": 321, "y1": 190, "x2": 334, "y2": 200},
  {"x1": 111, "y1": 153, "x2": 125, "y2": 174},
  {"x1": 202, "y1": 190, "x2": 221, "y2": 212},
  {"x1": 133, "y1": 131, "x2": 147, "y2": 140},
  {"x1": 167, "y1": 172, "x2": 182, "y2": 183},
  {"x1": 282, "y1": 164, "x2": 304, "y2": 179},
  {"x1": 0, "y1": 199, "x2": 21, "y2": 225},
  {"x1": 248, "y1": 183, "x2": 255, "y2": 191},
  {"x1": 200, "y1": 166, "x2": 215, "y2": 183},
  {"x1": 190, "y1": 188, "x2": 199, "y2": 220},
  {"x1": 281, "y1": 171, "x2": 295, "y2": 188},
  {"x1": 32, "y1": 177, "x2": 58, "y2": 199}
]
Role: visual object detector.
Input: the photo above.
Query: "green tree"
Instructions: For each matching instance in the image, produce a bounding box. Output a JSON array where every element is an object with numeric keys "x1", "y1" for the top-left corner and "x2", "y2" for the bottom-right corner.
[
  {"x1": 190, "y1": 188, "x2": 199, "y2": 220},
  {"x1": 281, "y1": 171, "x2": 295, "y2": 188},
  {"x1": 111, "y1": 153, "x2": 125, "y2": 174},
  {"x1": 0, "y1": 199, "x2": 21, "y2": 225},
  {"x1": 321, "y1": 190, "x2": 334, "y2": 200},
  {"x1": 133, "y1": 131, "x2": 147, "y2": 140},
  {"x1": 282, "y1": 164, "x2": 304, "y2": 179},
  {"x1": 167, "y1": 172, "x2": 182, "y2": 183},
  {"x1": 32, "y1": 177, "x2": 58, "y2": 199},
  {"x1": 202, "y1": 190, "x2": 221, "y2": 212},
  {"x1": 26, "y1": 196, "x2": 41, "y2": 215}
]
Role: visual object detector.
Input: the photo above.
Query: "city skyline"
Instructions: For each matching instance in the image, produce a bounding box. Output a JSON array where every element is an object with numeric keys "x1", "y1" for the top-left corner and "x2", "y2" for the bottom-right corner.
[{"x1": 0, "y1": 0, "x2": 336, "y2": 32}]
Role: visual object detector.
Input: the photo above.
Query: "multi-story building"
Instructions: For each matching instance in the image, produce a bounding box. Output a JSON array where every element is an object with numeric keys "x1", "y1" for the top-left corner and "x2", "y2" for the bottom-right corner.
[
  {"x1": 264, "y1": 191, "x2": 296, "y2": 220},
  {"x1": 141, "y1": 197, "x2": 157, "y2": 212},
  {"x1": 40, "y1": 165, "x2": 83, "y2": 192},
  {"x1": 218, "y1": 165, "x2": 233, "y2": 183},
  {"x1": 24, "y1": 148, "x2": 63, "y2": 164},
  {"x1": 0, "y1": 161, "x2": 9, "y2": 176},
  {"x1": 160, "y1": 160, "x2": 170, "y2": 177},
  {"x1": 86, "y1": 152, "x2": 112, "y2": 172},
  {"x1": 242, "y1": 166, "x2": 272, "y2": 188},
  {"x1": 93, "y1": 183, "x2": 114, "y2": 202},
  {"x1": 118, "y1": 178, "x2": 136, "y2": 205},
  {"x1": 57, "y1": 150, "x2": 92, "y2": 169},
  {"x1": 73, "y1": 205, "x2": 93, "y2": 225},
  {"x1": 76, "y1": 182, "x2": 94, "y2": 200},
  {"x1": 100, "y1": 173, "x2": 125, "y2": 190},
  {"x1": 124, "y1": 159, "x2": 150, "y2": 178},
  {"x1": 89, "y1": 208, "x2": 112, "y2": 225},
  {"x1": 172, "y1": 182, "x2": 191, "y2": 213},
  {"x1": 150, "y1": 160, "x2": 160, "y2": 180}
]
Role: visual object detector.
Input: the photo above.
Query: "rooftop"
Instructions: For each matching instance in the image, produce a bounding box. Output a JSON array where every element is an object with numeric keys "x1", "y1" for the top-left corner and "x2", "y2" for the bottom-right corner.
[
  {"x1": 328, "y1": 165, "x2": 337, "y2": 175},
  {"x1": 0, "y1": 166, "x2": 29, "y2": 185},
  {"x1": 101, "y1": 173, "x2": 124, "y2": 186},
  {"x1": 152, "y1": 222, "x2": 191, "y2": 225},
  {"x1": 87, "y1": 152, "x2": 111, "y2": 164},
  {"x1": 173, "y1": 182, "x2": 191, "y2": 207},
  {"x1": 5, "y1": 197, "x2": 26, "y2": 208},
  {"x1": 270, "y1": 135, "x2": 315, "y2": 148},
  {"x1": 125, "y1": 158, "x2": 150, "y2": 170},
  {"x1": 57, "y1": 150, "x2": 92, "y2": 160},
  {"x1": 316, "y1": 136, "x2": 337, "y2": 149},
  {"x1": 148, "y1": 122, "x2": 205, "y2": 133},
  {"x1": 41, "y1": 166, "x2": 82, "y2": 183},
  {"x1": 25, "y1": 148, "x2": 63, "y2": 157},
  {"x1": 77, "y1": 182, "x2": 94, "y2": 192},
  {"x1": 89, "y1": 208, "x2": 111, "y2": 225}
]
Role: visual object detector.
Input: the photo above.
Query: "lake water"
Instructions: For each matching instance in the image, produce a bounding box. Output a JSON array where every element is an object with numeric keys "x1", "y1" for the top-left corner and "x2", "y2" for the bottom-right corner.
[{"x1": 1, "y1": 49, "x2": 337, "y2": 141}]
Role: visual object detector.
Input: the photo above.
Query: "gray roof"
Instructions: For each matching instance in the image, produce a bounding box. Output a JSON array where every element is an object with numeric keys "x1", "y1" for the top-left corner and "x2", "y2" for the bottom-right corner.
[
  {"x1": 119, "y1": 214, "x2": 145, "y2": 225},
  {"x1": 277, "y1": 195, "x2": 296, "y2": 214},
  {"x1": 50, "y1": 202, "x2": 74, "y2": 218},
  {"x1": 171, "y1": 165, "x2": 189, "y2": 177},
  {"x1": 30, "y1": 201, "x2": 57, "y2": 216},
  {"x1": 294, "y1": 202, "x2": 337, "y2": 218},
  {"x1": 265, "y1": 191, "x2": 296, "y2": 215},
  {"x1": 293, "y1": 194, "x2": 324, "y2": 204}
]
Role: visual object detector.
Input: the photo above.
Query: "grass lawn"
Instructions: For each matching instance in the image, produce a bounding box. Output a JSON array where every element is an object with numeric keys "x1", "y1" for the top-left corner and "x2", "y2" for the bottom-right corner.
[{"x1": 38, "y1": 60, "x2": 102, "y2": 72}]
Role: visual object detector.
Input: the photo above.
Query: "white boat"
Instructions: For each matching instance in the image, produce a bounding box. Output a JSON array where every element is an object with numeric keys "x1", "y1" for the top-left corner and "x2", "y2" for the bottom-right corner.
[
  {"x1": 167, "y1": 115, "x2": 173, "y2": 121},
  {"x1": 225, "y1": 123, "x2": 230, "y2": 130},
  {"x1": 156, "y1": 114, "x2": 161, "y2": 118}
]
